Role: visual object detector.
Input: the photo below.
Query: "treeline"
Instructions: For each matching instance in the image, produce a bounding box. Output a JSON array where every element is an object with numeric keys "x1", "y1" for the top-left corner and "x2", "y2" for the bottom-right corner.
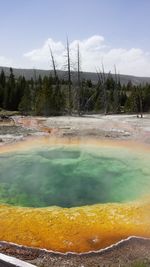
[{"x1": 0, "y1": 67, "x2": 150, "y2": 116}]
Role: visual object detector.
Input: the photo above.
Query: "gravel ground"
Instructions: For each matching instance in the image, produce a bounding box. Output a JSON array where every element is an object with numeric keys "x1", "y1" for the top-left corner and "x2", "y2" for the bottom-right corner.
[
  {"x1": 1, "y1": 237, "x2": 150, "y2": 267},
  {"x1": 0, "y1": 117, "x2": 46, "y2": 145},
  {"x1": 0, "y1": 114, "x2": 150, "y2": 144},
  {"x1": 43, "y1": 114, "x2": 150, "y2": 142}
]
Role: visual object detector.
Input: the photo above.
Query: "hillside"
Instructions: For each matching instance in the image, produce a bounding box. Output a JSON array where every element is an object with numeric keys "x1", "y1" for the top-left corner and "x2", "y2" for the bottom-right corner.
[{"x1": 1, "y1": 66, "x2": 150, "y2": 85}]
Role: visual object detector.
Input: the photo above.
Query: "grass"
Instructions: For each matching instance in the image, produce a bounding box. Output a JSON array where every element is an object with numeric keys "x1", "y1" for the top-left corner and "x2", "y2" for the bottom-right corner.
[
  {"x1": 0, "y1": 108, "x2": 20, "y2": 116},
  {"x1": 131, "y1": 262, "x2": 148, "y2": 267}
]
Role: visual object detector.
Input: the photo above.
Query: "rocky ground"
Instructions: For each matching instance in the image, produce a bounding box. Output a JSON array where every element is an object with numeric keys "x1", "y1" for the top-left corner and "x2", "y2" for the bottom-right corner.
[
  {"x1": 1, "y1": 114, "x2": 150, "y2": 144},
  {"x1": 43, "y1": 114, "x2": 150, "y2": 143},
  {"x1": 1, "y1": 237, "x2": 150, "y2": 267},
  {"x1": 0, "y1": 116, "x2": 46, "y2": 145},
  {"x1": 0, "y1": 114, "x2": 150, "y2": 266}
]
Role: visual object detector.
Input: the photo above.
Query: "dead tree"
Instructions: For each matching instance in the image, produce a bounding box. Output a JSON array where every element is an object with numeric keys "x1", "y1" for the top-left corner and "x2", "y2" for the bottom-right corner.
[
  {"x1": 101, "y1": 63, "x2": 108, "y2": 115},
  {"x1": 48, "y1": 46, "x2": 65, "y2": 115},
  {"x1": 77, "y1": 43, "x2": 81, "y2": 115},
  {"x1": 113, "y1": 65, "x2": 120, "y2": 113},
  {"x1": 66, "y1": 37, "x2": 72, "y2": 115},
  {"x1": 83, "y1": 66, "x2": 106, "y2": 114},
  {"x1": 137, "y1": 86, "x2": 143, "y2": 118},
  {"x1": 49, "y1": 45, "x2": 57, "y2": 80}
]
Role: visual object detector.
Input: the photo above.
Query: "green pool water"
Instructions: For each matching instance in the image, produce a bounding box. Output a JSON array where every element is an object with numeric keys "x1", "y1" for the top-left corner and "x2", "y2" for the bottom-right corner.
[{"x1": 0, "y1": 145, "x2": 149, "y2": 207}]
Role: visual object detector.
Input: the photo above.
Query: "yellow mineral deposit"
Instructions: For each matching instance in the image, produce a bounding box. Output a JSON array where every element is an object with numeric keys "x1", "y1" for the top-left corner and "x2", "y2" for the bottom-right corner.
[{"x1": 0, "y1": 200, "x2": 150, "y2": 252}]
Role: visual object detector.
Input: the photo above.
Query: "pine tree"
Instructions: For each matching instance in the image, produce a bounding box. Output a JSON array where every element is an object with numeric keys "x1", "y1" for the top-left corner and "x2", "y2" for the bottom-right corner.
[
  {"x1": 4, "y1": 68, "x2": 17, "y2": 110},
  {"x1": 35, "y1": 76, "x2": 53, "y2": 116},
  {"x1": 19, "y1": 83, "x2": 32, "y2": 114},
  {"x1": 0, "y1": 70, "x2": 6, "y2": 107}
]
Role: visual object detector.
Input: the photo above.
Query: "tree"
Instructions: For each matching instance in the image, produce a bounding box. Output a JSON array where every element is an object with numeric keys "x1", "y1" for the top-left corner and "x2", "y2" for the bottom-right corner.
[
  {"x1": 125, "y1": 86, "x2": 138, "y2": 113},
  {"x1": 49, "y1": 47, "x2": 65, "y2": 115},
  {"x1": 0, "y1": 70, "x2": 6, "y2": 107},
  {"x1": 94, "y1": 67, "x2": 108, "y2": 114},
  {"x1": 35, "y1": 76, "x2": 54, "y2": 116},
  {"x1": 14, "y1": 76, "x2": 26, "y2": 110},
  {"x1": 113, "y1": 66, "x2": 121, "y2": 113},
  {"x1": 77, "y1": 43, "x2": 81, "y2": 115},
  {"x1": 66, "y1": 37, "x2": 72, "y2": 114},
  {"x1": 8, "y1": 68, "x2": 16, "y2": 110},
  {"x1": 19, "y1": 83, "x2": 32, "y2": 114},
  {"x1": 137, "y1": 85, "x2": 143, "y2": 118},
  {"x1": 143, "y1": 84, "x2": 150, "y2": 112},
  {"x1": 2, "y1": 68, "x2": 16, "y2": 110}
]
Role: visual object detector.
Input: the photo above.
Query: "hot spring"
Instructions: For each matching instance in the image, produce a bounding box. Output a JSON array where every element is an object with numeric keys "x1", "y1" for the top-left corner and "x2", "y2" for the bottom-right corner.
[
  {"x1": 0, "y1": 138, "x2": 150, "y2": 252},
  {"x1": 0, "y1": 143, "x2": 150, "y2": 207}
]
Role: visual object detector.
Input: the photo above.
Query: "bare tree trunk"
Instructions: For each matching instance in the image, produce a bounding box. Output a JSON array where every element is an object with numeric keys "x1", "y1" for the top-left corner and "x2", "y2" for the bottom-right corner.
[
  {"x1": 102, "y1": 63, "x2": 108, "y2": 115},
  {"x1": 49, "y1": 45, "x2": 57, "y2": 80},
  {"x1": 139, "y1": 96, "x2": 143, "y2": 118},
  {"x1": 77, "y1": 44, "x2": 81, "y2": 115},
  {"x1": 139, "y1": 88, "x2": 143, "y2": 118},
  {"x1": 113, "y1": 65, "x2": 119, "y2": 113},
  {"x1": 136, "y1": 87, "x2": 143, "y2": 118},
  {"x1": 66, "y1": 38, "x2": 72, "y2": 115}
]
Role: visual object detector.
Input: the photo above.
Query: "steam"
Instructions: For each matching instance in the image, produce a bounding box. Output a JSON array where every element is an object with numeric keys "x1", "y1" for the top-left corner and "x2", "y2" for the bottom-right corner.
[{"x1": 0, "y1": 142, "x2": 150, "y2": 208}]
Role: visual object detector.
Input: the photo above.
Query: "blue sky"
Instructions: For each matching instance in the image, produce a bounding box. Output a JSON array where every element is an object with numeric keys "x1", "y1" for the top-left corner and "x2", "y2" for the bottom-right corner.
[{"x1": 1, "y1": 0, "x2": 150, "y2": 76}]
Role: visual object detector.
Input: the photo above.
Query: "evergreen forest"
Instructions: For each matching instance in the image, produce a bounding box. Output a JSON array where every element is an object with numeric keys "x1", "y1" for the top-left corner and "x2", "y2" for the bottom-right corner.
[{"x1": 0, "y1": 67, "x2": 150, "y2": 117}]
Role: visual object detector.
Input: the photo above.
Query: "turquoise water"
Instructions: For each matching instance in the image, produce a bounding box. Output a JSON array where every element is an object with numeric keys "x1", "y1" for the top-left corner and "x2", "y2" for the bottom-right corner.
[{"x1": 0, "y1": 145, "x2": 149, "y2": 207}]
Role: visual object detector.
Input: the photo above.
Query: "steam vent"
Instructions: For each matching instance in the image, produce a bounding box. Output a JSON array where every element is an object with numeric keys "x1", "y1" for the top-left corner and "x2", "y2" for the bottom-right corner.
[{"x1": 0, "y1": 138, "x2": 150, "y2": 253}]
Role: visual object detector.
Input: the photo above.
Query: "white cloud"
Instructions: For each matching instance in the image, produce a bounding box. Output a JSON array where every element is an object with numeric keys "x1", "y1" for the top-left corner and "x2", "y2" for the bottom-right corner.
[
  {"x1": 0, "y1": 56, "x2": 12, "y2": 67},
  {"x1": 24, "y1": 38, "x2": 65, "y2": 69},
  {"x1": 24, "y1": 38, "x2": 64, "y2": 61},
  {"x1": 24, "y1": 36, "x2": 150, "y2": 77},
  {"x1": 70, "y1": 35, "x2": 105, "y2": 51}
]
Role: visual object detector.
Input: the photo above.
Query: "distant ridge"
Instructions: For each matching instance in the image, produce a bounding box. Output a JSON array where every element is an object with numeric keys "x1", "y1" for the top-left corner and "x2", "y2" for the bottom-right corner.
[{"x1": 1, "y1": 66, "x2": 150, "y2": 85}]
